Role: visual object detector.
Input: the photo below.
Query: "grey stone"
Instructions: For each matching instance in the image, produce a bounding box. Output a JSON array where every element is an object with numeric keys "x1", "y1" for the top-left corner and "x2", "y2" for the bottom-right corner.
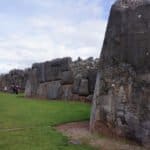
[
  {"x1": 45, "y1": 57, "x2": 72, "y2": 82},
  {"x1": 90, "y1": 0, "x2": 150, "y2": 147},
  {"x1": 0, "y1": 69, "x2": 28, "y2": 93},
  {"x1": 47, "y1": 81, "x2": 62, "y2": 99},
  {"x1": 32, "y1": 63, "x2": 45, "y2": 83},
  {"x1": 72, "y1": 74, "x2": 82, "y2": 94},
  {"x1": 24, "y1": 80, "x2": 32, "y2": 97},
  {"x1": 22, "y1": 57, "x2": 98, "y2": 101},
  {"x1": 62, "y1": 85, "x2": 73, "y2": 100},
  {"x1": 86, "y1": 95, "x2": 93, "y2": 101},
  {"x1": 78, "y1": 79, "x2": 89, "y2": 96},
  {"x1": 36, "y1": 83, "x2": 48, "y2": 98},
  {"x1": 61, "y1": 71, "x2": 73, "y2": 85},
  {"x1": 87, "y1": 69, "x2": 97, "y2": 94},
  {"x1": 25, "y1": 68, "x2": 39, "y2": 97},
  {"x1": 100, "y1": 0, "x2": 150, "y2": 72}
]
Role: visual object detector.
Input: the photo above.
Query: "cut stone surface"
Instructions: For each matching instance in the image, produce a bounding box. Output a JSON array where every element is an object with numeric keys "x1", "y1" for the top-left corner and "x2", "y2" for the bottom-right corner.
[
  {"x1": 87, "y1": 69, "x2": 97, "y2": 94},
  {"x1": 72, "y1": 74, "x2": 82, "y2": 94},
  {"x1": 61, "y1": 71, "x2": 73, "y2": 85},
  {"x1": 45, "y1": 57, "x2": 72, "y2": 82},
  {"x1": 62, "y1": 85, "x2": 73, "y2": 100},
  {"x1": 90, "y1": 0, "x2": 150, "y2": 147},
  {"x1": 23, "y1": 57, "x2": 98, "y2": 101},
  {"x1": 25, "y1": 68, "x2": 39, "y2": 97},
  {"x1": 32, "y1": 63, "x2": 45, "y2": 83},
  {"x1": 100, "y1": 0, "x2": 150, "y2": 72},
  {"x1": 0, "y1": 69, "x2": 28, "y2": 93},
  {"x1": 78, "y1": 79, "x2": 89, "y2": 96},
  {"x1": 24, "y1": 80, "x2": 32, "y2": 97},
  {"x1": 47, "y1": 81, "x2": 62, "y2": 100},
  {"x1": 37, "y1": 83, "x2": 48, "y2": 99}
]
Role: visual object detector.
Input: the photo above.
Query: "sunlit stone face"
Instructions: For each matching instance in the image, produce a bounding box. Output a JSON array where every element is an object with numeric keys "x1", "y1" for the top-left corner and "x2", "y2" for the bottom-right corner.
[{"x1": 100, "y1": 0, "x2": 150, "y2": 71}]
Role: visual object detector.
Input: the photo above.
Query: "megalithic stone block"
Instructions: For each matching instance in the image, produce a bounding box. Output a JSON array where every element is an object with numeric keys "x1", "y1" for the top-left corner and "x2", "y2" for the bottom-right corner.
[
  {"x1": 44, "y1": 57, "x2": 72, "y2": 82},
  {"x1": 100, "y1": 0, "x2": 150, "y2": 72},
  {"x1": 90, "y1": 0, "x2": 150, "y2": 148}
]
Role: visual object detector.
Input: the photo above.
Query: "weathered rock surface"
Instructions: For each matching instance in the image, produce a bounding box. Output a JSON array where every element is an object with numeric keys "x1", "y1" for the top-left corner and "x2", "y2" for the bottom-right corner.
[
  {"x1": 78, "y1": 79, "x2": 89, "y2": 96},
  {"x1": 25, "y1": 68, "x2": 39, "y2": 96},
  {"x1": 90, "y1": 0, "x2": 150, "y2": 148},
  {"x1": 72, "y1": 74, "x2": 82, "y2": 94},
  {"x1": 87, "y1": 69, "x2": 97, "y2": 94},
  {"x1": 45, "y1": 58, "x2": 72, "y2": 82},
  {"x1": 101, "y1": 0, "x2": 150, "y2": 72},
  {"x1": 24, "y1": 80, "x2": 32, "y2": 97},
  {"x1": 62, "y1": 85, "x2": 73, "y2": 100},
  {"x1": 0, "y1": 69, "x2": 28, "y2": 92},
  {"x1": 32, "y1": 63, "x2": 45, "y2": 83},
  {"x1": 36, "y1": 83, "x2": 48, "y2": 98},
  {"x1": 47, "y1": 81, "x2": 62, "y2": 99},
  {"x1": 61, "y1": 71, "x2": 74, "y2": 85},
  {"x1": 24, "y1": 57, "x2": 98, "y2": 101}
]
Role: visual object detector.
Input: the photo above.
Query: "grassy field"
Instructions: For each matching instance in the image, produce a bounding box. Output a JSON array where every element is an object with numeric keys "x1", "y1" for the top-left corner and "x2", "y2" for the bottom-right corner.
[{"x1": 0, "y1": 93, "x2": 94, "y2": 150}]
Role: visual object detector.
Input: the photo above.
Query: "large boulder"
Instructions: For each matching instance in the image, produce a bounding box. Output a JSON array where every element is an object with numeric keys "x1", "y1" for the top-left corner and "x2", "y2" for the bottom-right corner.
[
  {"x1": 0, "y1": 69, "x2": 28, "y2": 92},
  {"x1": 72, "y1": 74, "x2": 82, "y2": 94},
  {"x1": 47, "y1": 81, "x2": 62, "y2": 99},
  {"x1": 45, "y1": 57, "x2": 72, "y2": 82},
  {"x1": 24, "y1": 68, "x2": 39, "y2": 97},
  {"x1": 78, "y1": 79, "x2": 89, "y2": 96},
  {"x1": 100, "y1": 0, "x2": 150, "y2": 72},
  {"x1": 87, "y1": 69, "x2": 97, "y2": 94},
  {"x1": 62, "y1": 85, "x2": 73, "y2": 100},
  {"x1": 61, "y1": 71, "x2": 73, "y2": 85},
  {"x1": 90, "y1": 0, "x2": 150, "y2": 147},
  {"x1": 24, "y1": 57, "x2": 98, "y2": 101},
  {"x1": 24, "y1": 80, "x2": 32, "y2": 97},
  {"x1": 36, "y1": 83, "x2": 48, "y2": 98},
  {"x1": 32, "y1": 63, "x2": 45, "y2": 83}
]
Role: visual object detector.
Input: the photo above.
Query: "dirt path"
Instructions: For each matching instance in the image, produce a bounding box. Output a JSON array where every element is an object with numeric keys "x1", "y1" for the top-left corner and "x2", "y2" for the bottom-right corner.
[{"x1": 56, "y1": 121, "x2": 147, "y2": 150}]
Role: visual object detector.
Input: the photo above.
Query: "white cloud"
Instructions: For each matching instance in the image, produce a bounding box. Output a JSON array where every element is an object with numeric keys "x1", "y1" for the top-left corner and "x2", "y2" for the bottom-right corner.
[{"x1": 0, "y1": 0, "x2": 109, "y2": 73}]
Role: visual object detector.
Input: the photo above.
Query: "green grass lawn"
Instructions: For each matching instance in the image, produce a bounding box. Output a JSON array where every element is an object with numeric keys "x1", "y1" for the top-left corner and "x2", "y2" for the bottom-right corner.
[{"x1": 0, "y1": 92, "x2": 94, "y2": 150}]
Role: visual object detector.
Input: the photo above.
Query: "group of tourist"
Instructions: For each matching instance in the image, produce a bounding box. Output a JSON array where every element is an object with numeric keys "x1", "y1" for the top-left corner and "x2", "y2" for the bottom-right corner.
[
  {"x1": 4, "y1": 84, "x2": 20, "y2": 94},
  {"x1": 11, "y1": 85, "x2": 19, "y2": 94}
]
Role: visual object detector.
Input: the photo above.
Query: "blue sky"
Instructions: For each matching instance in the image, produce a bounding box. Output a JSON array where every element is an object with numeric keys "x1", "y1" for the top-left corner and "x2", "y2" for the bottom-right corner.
[{"x1": 0, "y1": 0, "x2": 115, "y2": 73}]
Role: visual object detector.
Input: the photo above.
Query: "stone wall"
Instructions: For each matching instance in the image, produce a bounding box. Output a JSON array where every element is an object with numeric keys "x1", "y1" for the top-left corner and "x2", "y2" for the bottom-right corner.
[
  {"x1": 0, "y1": 69, "x2": 28, "y2": 92},
  {"x1": 90, "y1": 0, "x2": 150, "y2": 147},
  {"x1": 25, "y1": 57, "x2": 98, "y2": 101}
]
